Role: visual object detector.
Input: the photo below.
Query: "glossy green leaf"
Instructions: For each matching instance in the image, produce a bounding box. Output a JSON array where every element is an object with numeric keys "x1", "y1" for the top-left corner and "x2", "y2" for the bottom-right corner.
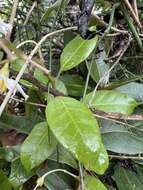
[
  {"x1": 46, "y1": 97, "x2": 108, "y2": 174},
  {"x1": 0, "y1": 170, "x2": 12, "y2": 190},
  {"x1": 83, "y1": 90, "x2": 138, "y2": 114},
  {"x1": 60, "y1": 35, "x2": 98, "y2": 71},
  {"x1": 60, "y1": 74, "x2": 91, "y2": 97},
  {"x1": 49, "y1": 144, "x2": 77, "y2": 169},
  {"x1": 101, "y1": 120, "x2": 143, "y2": 154},
  {"x1": 113, "y1": 166, "x2": 143, "y2": 190},
  {"x1": 21, "y1": 122, "x2": 57, "y2": 172},
  {"x1": 9, "y1": 158, "x2": 34, "y2": 189},
  {"x1": 85, "y1": 175, "x2": 107, "y2": 190}
]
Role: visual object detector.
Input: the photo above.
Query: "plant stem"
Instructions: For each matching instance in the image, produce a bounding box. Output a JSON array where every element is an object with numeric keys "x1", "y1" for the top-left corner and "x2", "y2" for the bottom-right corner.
[
  {"x1": 109, "y1": 154, "x2": 143, "y2": 160},
  {"x1": 89, "y1": 34, "x2": 132, "y2": 106},
  {"x1": 121, "y1": 3, "x2": 143, "y2": 51},
  {"x1": 0, "y1": 26, "x2": 76, "y2": 116},
  {"x1": 33, "y1": 169, "x2": 78, "y2": 190}
]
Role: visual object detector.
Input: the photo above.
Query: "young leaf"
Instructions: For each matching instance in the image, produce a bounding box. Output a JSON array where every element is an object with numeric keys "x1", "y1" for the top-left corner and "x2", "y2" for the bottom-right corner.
[
  {"x1": 21, "y1": 122, "x2": 57, "y2": 172},
  {"x1": 83, "y1": 90, "x2": 138, "y2": 114},
  {"x1": 46, "y1": 97, "x2": 108, "y2": 174},
  {"x1": 85, "y1": 175, "x2": 107, "y2": 190},
  {"x1": 60, "y1": 35, "x2": 98, "y2": 71}
]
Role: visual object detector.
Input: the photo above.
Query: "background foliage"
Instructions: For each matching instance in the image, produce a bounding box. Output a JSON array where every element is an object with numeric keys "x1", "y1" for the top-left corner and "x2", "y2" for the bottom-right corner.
[{"x1": 0, "y1": 0, "x2": 143, "y2": 189}]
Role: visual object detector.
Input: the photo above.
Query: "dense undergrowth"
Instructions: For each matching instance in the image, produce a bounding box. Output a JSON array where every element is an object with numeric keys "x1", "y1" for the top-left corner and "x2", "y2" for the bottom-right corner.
[{"x1": 0, "y1": 0, "x2": 143, "y2": 189}]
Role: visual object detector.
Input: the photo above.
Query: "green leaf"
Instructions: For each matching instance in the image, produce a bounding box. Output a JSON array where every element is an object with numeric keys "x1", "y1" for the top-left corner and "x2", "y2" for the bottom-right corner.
[
  {"x1": 49, "y1": 144, "x2": 78, "y2": 169},
  {"x1": 60, "y1": 35, "x2": 98, "y2": 71},
  {"x1": 0, "y1": 170, "x2": 12, "y2": 190},
  {"x1": 101, "y1": 120, "x2": 143, "y2": 154},
  {"x1": 115, "y1": 82, "x2": 143, "y2": 101},
  {"x1": 86, "y1": 50, "x2": 109, "y2": 84},
  {"x1": 46, "y1": 97, "x2": 108, "y2": 174},
  {"x1": 37, "y1": 160, "x2": 78, "y2": 190},
  {"x1": 60, "y1": 74, "x2": 91, "y2": 97},
  {"x1": 55, "y1": 80, "x2": 68, "y2": 95},
  {"x1": 9, "y1": 158, "x2": 34, "y2": 189},
  {"x1": 83, "y1": 90, "x2": 138, "y2": 114},
  {"x1": 41, "y1": 0, "x2": 68, "y2": 22},
  {"x1": 104, "y1": 75, "x2": 143, "y2": 90},
  {"x1": 21, "y1": 122, "x2": 57, "y2": 172},
  {"x1": 0, "y1": 111, "x2": 43, "y2": 134},
  {"x1": 113, "y1": 166, "x2": 143, "y2": 190},
  {"x1": 20, "y1": 79, "x2": 37, "y2": 90},
  {"x1": 0, "y1": 146, "x2": 19, "y2": 162},
  {"x1": 34, "y1": 68, "x2": 49, "y2": 85},
  {"x1": 10, "y1": 58, "x2": 26, "y2": 72},
  {"x1": 85, "y1": 175, "x2": 107, "y2": 190}
]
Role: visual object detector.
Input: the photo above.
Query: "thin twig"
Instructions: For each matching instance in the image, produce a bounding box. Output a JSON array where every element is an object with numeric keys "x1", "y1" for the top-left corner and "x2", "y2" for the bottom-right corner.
[
  {"x1": 93, "y1": 110, "x2": 143, "y2": 121},
  {"x1": 0, "y1": 62, "x2": 27, "y2": 117},
  {"x1": 33, "y1": 169, "x2": 78, "y2": 190},
  {"x1": 91, "y1": 11, "x2": 128, "y2": 34},
  {"x1": 8, "y1": 0, "x2": 19, "y2": 39},
  {"x1": 10, "y1": 97, "x2": 46, "y2": 107},
  {"x1": 121, "y1": 3, "x2": 143, "y2": 51},
  {"x1": 0, "y1": 26, "x2": 76, "y2": 116},
  {"x1": 0, "y1": 39, "x2": 51, "y2": 80},
  {"x1": 123, "y1": 0, "x2": 142, "y2": 29},
  {"x1": 24, "y1": 1, "x2": 37, "y2": 26},
  {"x1": 0, "y1": 41, "x2": 16, "y2": 60},
  {"x1": 89, "y1": 34, "x2": 132, "y2": 106},
  {"x1": 16, "y1": 40, "x2": 44, "y2": 64},
  {"x1": 109, "y1": 154, "x2": 143, "y2": 160},
  {"x1": 132, "y1": 0, "x2": 139, "y2": 22},
  {"x1": 93, "y1": 113, "x2": 135, "y2": 129},
  {"x1": 79, "y1": 162, "x2": 84, "y2": 190}
]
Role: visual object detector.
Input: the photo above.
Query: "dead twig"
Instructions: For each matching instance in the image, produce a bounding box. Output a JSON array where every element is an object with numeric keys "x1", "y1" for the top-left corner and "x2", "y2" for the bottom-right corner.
[
  {"x1": 132, "y1": 0, "x2": 140, "y2": 22},
  {"x1": 24, "y1": 1, "x2": 37, "y2": 26},
  {"x1": 93, "y1": 109, "x2": 143, "y2": 121},
  {"x1": 8, "y1": 0, "x2": 19, "y2": 40},
  {"x1": 123, "y1": 0, "x2": 142, "y2": 29}
]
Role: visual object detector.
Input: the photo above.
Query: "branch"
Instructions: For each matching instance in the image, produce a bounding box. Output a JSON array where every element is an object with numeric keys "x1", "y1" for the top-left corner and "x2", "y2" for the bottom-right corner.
[
  {"x1": 8, "y1": 0, "x2": 19, "y2": 39},
  {"x1": 0, "y1": 27, "x2": 76, "y2": 116},
  {"x1": 109, "y1": 154, "x2": 143, "y2": 160},
  {"x1": 123, "y1": 0, "x2": 142, "y2": 29},
  {"x1": 93, "y1": 109, "x2": 143, "y2": 121}
]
